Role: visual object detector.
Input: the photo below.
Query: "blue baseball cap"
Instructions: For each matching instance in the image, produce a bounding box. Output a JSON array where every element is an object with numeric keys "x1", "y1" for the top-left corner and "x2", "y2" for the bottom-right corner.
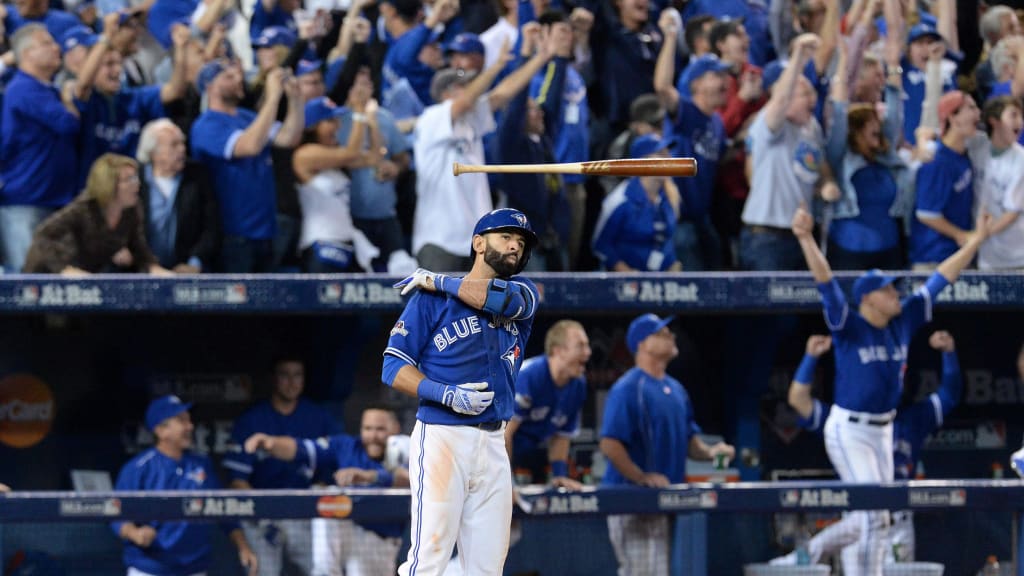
[
  {"x1": 445, "y1": 32, "x2": 484, "y2": 55},
  {"x1": 630, "y1": 133, "x2": 676, "y2": 158},
  {"x1": 678, "y1": 54, "x2": 731, "y2": 100},
  {"x1": 762, "y1": 59, "x2": 786, "y2": 91},
  {"x1": 296, "y1": 59, "x2": 322, "y2": 77},
  {"x1": 852, "y1": 269, "x2": 898, "y2": 303},
  {"x1": 61, "y1": 25, "x2": 98, "y2": 53},
  {"x1": 253, "y1": 26, "x2": 297, "y2": 49},
  {"x1": 304, "y1": 96, "x2": 348, "y2": 129},
  {"x1": 626, "y1": 314, "x2": 675, "y2": 355},
  {"x1": 145, "y1": 395, "x2": 192, "y2": 432},
  {"x1": 907, "y1": 22, "x2": 943, "y2": 44},
  {"x1": 196, "y1": 59, "x2": 229, "y2": 94}
]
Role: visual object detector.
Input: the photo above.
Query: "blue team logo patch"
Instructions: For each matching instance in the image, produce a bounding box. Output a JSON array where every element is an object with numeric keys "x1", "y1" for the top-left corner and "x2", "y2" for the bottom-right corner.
[
  {"x1": 185, "y1": 467, "x2": 207, "y2": 485},
  {"x1": 501, "y1": 344, "x2": 522, "y2": 373},
  {"x1": 513, "y1": 212, "x2": 528, "y2": 226},
  {"x1": 390, "y1": 321, "x2": 409, "y2": 337},
  {"x1": 792, "y1": 140, "x2": 821, "y2": 185}
]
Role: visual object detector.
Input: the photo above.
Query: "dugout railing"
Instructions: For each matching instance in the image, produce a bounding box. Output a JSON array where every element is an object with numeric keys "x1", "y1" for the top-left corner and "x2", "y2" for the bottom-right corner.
[{"x1": 0, "y1": 481, "x2": 1021, "y2": 575}]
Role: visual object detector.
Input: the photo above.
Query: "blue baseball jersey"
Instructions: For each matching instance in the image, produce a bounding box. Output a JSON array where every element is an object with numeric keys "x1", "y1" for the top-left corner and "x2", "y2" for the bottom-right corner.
[
  {"x1": 600, "y1": 367, "x2": 702, "y2": 485},
  {"x1": 190, "y1": 108, "x2": 278, "y2": 239},
  {"x1": 911, "y1": 143, "x2": 975, "y2": 264},
  {"x1": 0, "y1": 71, "x2": 80, "y2": 208},
  {"x1": 511, "y1": 356, "x2": 587, "y2": 455},
  {"x1": 383, "y1": 277, "x2": 539, "y2": 425},
  {"x1": 223, "y1": 399, "x2": 340, "y2": 489},
  {"x1": 668, "y1": 98, "x2": 726, "y2": 220},
  {"x1": 75, "y1": 86, "x2": 165, "y2": 187},
  {"x1": 817, "y1": 273, "x2": 948, "y2": 414},
  {"x1": 797, "y1": 351, "x2": 961, "y2": 480},
  {"x1": 592, "y1": 178, "x2": 678, "y2": 271},
  {"x1": 296, "y1": 434, "x2": 402, "y2": 538},
  {"x1": 112, "y1": 448, "x2": 236, "y2": 575}
]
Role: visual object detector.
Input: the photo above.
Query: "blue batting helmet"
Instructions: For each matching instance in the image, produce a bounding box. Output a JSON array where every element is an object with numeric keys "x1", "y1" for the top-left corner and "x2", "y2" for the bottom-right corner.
[{"x1": 472, "y1": 208, "x2": 538, "y2": 274}]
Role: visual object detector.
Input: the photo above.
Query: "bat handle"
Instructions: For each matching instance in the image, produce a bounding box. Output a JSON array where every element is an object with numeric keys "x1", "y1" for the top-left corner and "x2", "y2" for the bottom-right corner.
[{"x1": 453, "y1": 162, "x2": 465, "y2": 176}]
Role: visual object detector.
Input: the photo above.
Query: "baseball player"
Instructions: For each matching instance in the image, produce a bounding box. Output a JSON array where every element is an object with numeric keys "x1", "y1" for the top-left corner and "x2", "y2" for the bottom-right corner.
[
  {"x1": 223, "y1": 356, "x2": 341, "y2": 576},
  {"x1": 792, "y1": 203, "x2": 989, "y2": 576},
  {"x1": 506, "y1": 319, "x2": 591, "y2": 488},
  {"x1": 600, "y1": 313, "x2": 735, "y2": 576},
  {"x1": 773, "y1": 330, "x2": 962, "y2": 566},
  {"x1": 381, "y1": 208, "x2": 541, "y2": 576},
  {"x1": 244, "y1": 407, "x2": 410, "y2": 576},
  {"x1": 112, "y1": 395, "x2": 258, "y2": 576}
]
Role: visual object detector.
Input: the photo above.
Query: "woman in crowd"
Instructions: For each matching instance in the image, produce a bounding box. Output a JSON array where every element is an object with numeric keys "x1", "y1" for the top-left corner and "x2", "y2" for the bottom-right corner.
[
  {"x1": 292, "y1": 96, "x2": 382, "y2": 273},
  {"x1": 23, "y1": 154, "x2": 172, "y2": 276}
]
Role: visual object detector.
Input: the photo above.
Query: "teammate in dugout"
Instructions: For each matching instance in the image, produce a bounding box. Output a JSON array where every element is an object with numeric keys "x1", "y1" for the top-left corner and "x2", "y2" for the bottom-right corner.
[
  {"x1": 506, "y1": 319, "x2": 591, "y2": 488},
  {"x1": 600, "y1": 313, "x2": 735, "y2": 576},
  {"x1": 112, "y1": 395, "x2": 258, "y2": 576},
  {"x1": 792, "y1": 202, "x2": 990, "y2": 576},
  {"x1": 381, "y1": 207, "x2": 540, "y2": 576},
  {"x1": 244, "y1": 407, "x2": 410, "y2": 576},
  {"x1": 772, "y1": 331, "x2": 961, "y2": 566}
]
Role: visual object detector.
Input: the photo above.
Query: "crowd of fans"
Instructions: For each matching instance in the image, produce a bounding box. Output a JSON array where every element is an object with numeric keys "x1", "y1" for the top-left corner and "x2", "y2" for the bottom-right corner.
[{"x1": 0, "y1": 0, "x2": 1022, "y2": 275}]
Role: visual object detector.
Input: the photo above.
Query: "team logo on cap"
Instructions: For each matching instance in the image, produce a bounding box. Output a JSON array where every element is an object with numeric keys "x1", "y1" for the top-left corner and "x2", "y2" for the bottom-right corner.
[{"x1": 512, "y1": 212, "x2": 527, "y2": 226}]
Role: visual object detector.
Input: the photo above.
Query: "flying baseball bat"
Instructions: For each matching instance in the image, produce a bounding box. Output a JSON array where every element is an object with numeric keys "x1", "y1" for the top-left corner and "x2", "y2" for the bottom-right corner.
[{"x1": 453, "y1": 158, "x2": 698, "y2": 178}]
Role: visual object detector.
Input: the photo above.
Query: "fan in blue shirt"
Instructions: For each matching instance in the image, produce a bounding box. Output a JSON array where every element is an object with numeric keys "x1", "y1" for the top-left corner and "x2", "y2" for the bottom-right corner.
[
  {"x1": 244, "y1": 408, "x2": 411, "y2": 575},
  {"x1": 911, "y1": 91, "x2": 981, "y2": 266},
  {"x1": 592, "y1": 134, "x2": 681, "y2": 272},
  {"x1": 112, "y1": 395, "x2": 257, "y2": 576},
  {"x1": 71, "y1": 15, "x2": 190, "y2": 188},
  {"x1": 3, "y1": 1, "x2": 80, "y2": 44},
  {"x1": 223, "y1": 356, "x2": 340, "y2": 576},
  {"x1": 190, "y1": 59, "x2": 304, "y2": 271},
  {"x1": 506, "y1": 320, "x2": 591, "y2": 488}
]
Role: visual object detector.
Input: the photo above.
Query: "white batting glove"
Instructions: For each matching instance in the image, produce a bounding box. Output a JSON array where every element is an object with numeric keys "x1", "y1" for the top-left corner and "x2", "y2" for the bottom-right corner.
[
  {"x1": 443, "y1": 382, "x2": 494, "y2": 416},
  {"x1": 1012, "y1": 445, "x2": 1024, "y2": 478},
  {"x1": 393, "y1": 268, "x2": 451, "y2": 296}
]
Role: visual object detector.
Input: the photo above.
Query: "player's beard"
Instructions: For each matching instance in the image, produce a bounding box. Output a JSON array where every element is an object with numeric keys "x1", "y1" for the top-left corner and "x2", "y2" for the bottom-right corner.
[{"x1": 483, "y1": 244, "x2": 519, "y2": 278}]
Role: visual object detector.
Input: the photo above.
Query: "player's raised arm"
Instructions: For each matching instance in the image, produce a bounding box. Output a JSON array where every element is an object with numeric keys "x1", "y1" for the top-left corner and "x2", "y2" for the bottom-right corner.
[
  {"x1": 791, "y1": 203, "x2": 833, "y2": 284},
  {"x1": 788, "y1": 335, "x2": 832, "y2": 419},
  {"x1": 243, "y1": 433, "x2": 298, "y2": 461}
]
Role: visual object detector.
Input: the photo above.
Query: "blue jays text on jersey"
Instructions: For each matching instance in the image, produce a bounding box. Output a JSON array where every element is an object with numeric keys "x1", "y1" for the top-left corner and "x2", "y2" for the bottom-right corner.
[
  {"x1": 818, "y1": 272, "x2": 948, "y2": 414},
  {"x1": 383, "y1": 276, "x2": 539, "y2": 425}
]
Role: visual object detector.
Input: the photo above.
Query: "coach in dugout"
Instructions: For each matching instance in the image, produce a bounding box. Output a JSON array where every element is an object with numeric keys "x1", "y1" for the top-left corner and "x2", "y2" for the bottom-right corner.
[
  {"x1": 112, "y1": 395, "x2": 258, "y2": 576},
  {"x1": 600, "y1": 313, "x2": 734, "y2": 575}
]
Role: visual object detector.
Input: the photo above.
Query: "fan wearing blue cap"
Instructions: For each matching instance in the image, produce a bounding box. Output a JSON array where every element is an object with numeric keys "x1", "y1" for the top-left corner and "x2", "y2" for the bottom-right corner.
[
  {"x1": 58, "y1": 25, "x2": 98, "y2": 81},
  {"x1": 445, "y1": 32, "x2": 485, "y2": 73},
  {"x1": 380, "y1": 0, "x2": 459, "y2": 109},
  {"x1": 190, "y1": 58, "x2": 304, "y2": 272},
  {"x1": 901, "y1": 21, "x2": 957, "y2": 145},
  {"x1": 600, "y1": 313, "x2": 734, "y2": 575},
  {"x1": 295, "y1": 59, "x2": 326, "y2": 101},
  {"x1": 293, "y1": 96, "x2": 381, "y2": 272},
  {"x1": 791, "y1": 200, "x2": 990, "y2": 576},
  {"x1": 70, "y1": 14, "x2": 190, "y2": 188},
  {"x1": 382, "y1": 208, "x2": 541, "y2": 575},
  {"x1": 112, "y1": 395, "x2": 258, "y2": 575},
  {"x1": 654, "y1": 14, "x2": 729, "y2": 271},
  {"x1": 592, "y1": 134, "x2": 682, "y2": 272}
]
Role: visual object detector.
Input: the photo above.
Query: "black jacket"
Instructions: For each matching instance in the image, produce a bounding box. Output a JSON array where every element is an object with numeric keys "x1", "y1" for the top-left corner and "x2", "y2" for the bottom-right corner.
[{"x1": 138, "y1": 161, "x2": 221, "y2": 269}]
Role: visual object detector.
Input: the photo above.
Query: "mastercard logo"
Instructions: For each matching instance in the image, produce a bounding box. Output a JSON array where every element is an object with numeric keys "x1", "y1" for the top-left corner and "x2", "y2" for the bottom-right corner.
[
  {"x1": 0, "y1": 374, "x2": 55, "y2": 449},
  {"x1": 316, "y1": 495, "x2": 353, "y2": 518}
]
